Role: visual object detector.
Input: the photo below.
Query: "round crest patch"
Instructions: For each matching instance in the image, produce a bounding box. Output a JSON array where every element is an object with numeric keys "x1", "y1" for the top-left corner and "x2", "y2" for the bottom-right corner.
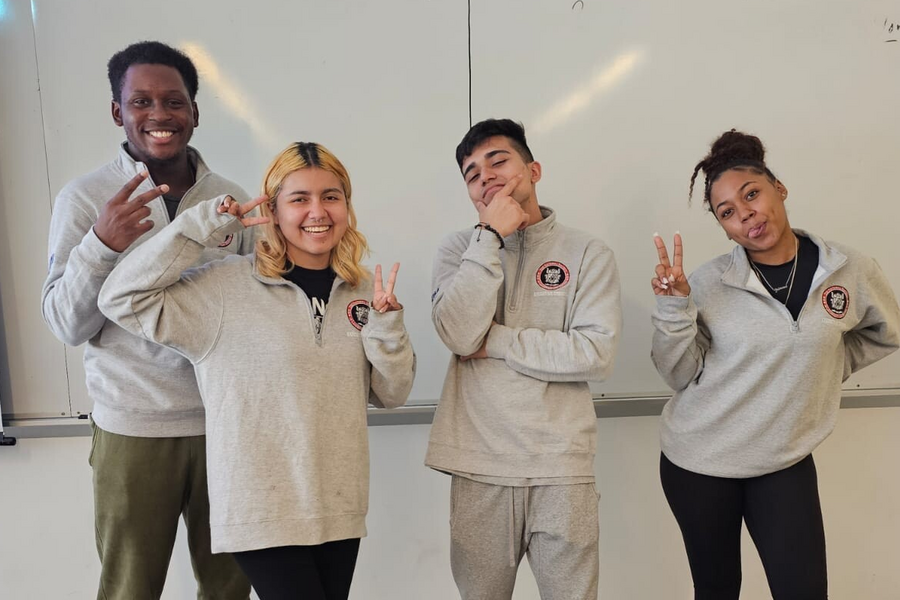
[
  {"x1": 536, "y1": 261, "x2": 570, "y2": 291},
  {"x1": 347, "y1": 300, "x2": 370, "y2": 331},
  {"x1": 822, "y1": 286, "x2": 849, "y2": 319},
  {"x1": 218, "y1": 234, "x2": 234, "y2": 248}
]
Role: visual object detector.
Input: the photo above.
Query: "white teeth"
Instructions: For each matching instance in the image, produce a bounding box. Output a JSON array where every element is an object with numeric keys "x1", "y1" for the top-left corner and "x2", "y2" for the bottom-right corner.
[
  {"x1": 303, "y1": 226, "x2": 330, "y2": 233},
  {"x1": 148, "y1": 131, "x2": 174, "y2": 138}
]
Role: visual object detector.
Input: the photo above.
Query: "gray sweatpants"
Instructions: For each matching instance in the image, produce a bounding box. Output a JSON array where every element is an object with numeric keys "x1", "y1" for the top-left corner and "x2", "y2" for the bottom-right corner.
[{"x1": 449, "y1": 476, "x2": 600, "y2": 600}]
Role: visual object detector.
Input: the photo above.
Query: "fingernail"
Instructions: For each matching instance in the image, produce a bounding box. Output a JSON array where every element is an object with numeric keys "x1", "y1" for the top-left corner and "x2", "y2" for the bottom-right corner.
[
  {"x1": 653, "y1": 232, "x2": 659, "y2": 237},
  {"x1": 662, "y1": 277, "x2": 668, "y2": 284}
]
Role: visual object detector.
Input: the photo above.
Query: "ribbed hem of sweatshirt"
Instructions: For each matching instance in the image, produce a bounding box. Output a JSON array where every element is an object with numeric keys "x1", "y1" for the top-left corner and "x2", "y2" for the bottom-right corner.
[
  {"x1": 91, "y1": 403, "x2": 206, "y2": 438},
  {"x1": 426, "y1": 442, "x2": 594, "y2": 479},
  {"x1": 211, "y1": 514, "x2": 367, "y2": 554}
]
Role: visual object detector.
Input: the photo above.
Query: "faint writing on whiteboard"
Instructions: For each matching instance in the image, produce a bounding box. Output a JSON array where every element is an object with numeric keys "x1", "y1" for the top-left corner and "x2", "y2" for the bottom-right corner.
[
  {"x1": 885, "y1": 18, "x2": 899, "y2": 42},
  {"x1": 572, "y1": 0, "x2": 584, "y2": 10}
]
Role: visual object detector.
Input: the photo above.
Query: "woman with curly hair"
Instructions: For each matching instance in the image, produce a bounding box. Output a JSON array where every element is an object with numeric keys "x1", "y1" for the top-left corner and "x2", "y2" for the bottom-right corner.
[{"x1": 651, "y1": 130, "x2": 899, "y2": 600}]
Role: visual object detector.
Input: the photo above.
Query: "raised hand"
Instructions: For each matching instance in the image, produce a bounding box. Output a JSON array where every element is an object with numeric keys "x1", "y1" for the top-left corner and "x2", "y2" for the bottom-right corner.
[
  {"x1": 217, "y1": 195, "x2": 270, "y2": 228},
  {"x1": 652, "y1": 232, "x2": 690, "y2": 297},
  {"x1": 94, "y1": 171, "x2": 166, "y2": 252},
  {"x1": 474, "y1": 174, "x2": 529, "y2": 237},
  {"x1": 372, "y1": 262, "x2": 402, "y2": 313}
]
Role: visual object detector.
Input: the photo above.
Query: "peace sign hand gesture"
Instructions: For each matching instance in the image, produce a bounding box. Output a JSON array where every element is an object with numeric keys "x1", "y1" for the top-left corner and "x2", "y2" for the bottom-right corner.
[
  {"x1": 373, "y1": 263, "x2": 402, "y2": 313},
  {"x1": 652, "y1": 233, "x2": 690, "y2": 297},
  {"x1": 216, "y1": 195, "x2": 270, "y2": 228},
  {"x1": 94, "y1": 171, "x2": 166, "y2": 252}
]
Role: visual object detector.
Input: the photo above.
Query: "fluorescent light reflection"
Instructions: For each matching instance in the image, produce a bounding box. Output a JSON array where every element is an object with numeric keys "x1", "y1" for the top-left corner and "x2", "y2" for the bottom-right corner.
[
  {"x1": 181, "y1": 41, "x2": 278, "y2": 149},
  {"x1": 531, "y1": 49, "x2": 645, "y2": 136}
]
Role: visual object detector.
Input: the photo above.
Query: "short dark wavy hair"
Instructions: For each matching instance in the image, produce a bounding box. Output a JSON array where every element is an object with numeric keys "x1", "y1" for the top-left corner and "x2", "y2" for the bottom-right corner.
[
  {"x1": 107, "y1": 41, "x2": 199, "y2": 103},
  {"x1": 455, "y1": 118, "x2": 534, "y2": 170}
]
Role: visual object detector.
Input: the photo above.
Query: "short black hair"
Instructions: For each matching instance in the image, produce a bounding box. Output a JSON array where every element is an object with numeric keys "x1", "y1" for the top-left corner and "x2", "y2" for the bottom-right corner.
[
  {"x1": 107, "y1": 41, "x2": 199, "y2": 103},
  {"x1": 455, "y1": 118, "x2": 534, "y2": 170}
]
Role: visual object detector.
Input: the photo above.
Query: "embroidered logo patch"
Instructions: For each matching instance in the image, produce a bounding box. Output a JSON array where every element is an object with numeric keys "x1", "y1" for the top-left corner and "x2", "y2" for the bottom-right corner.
[
  {"x1": 218, "y1": 234, "x2": 234, "y2": 248},
  {"x1": 347, "y1": 300, "x2": 370, "y2": 331},
  {"x1": 822, "y1": 286, "x2": 849, "y2": 319},
  {"x1": 536, "y1": 261, "x2": 570, "y2": 291}
]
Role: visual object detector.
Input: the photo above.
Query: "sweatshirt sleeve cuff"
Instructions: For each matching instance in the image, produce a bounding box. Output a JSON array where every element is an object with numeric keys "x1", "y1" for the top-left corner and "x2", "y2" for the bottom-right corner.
[
  {"x1": 181, "y1": 196, "x2": 246, "y2": 246},
  {"x1": 485, "y1": 323, "x2": 516, "y2": 359},
  {"x1": 653, "y1": 295, "x2": 696, "y2": 321},
  {"x1": 461, "y1": 227, "x2": 503, "y2": 263},
  {"x1": 364, "y1": 306, "x2": 406, "y2": 336},
  {"x1": 84, "y1": 226, "x2": 123, "y2": 270}
]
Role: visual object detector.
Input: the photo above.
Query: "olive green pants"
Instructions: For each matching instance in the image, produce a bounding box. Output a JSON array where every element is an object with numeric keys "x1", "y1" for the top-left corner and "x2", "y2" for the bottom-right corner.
[{"x1": 90, "y1": 424, "x2": 250, "y2": 600}]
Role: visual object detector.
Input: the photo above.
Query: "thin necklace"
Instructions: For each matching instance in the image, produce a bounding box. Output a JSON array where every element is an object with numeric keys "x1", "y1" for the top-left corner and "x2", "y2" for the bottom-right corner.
[{"x1": 749, "y1": 236, "x2": 799, "y2": 303}]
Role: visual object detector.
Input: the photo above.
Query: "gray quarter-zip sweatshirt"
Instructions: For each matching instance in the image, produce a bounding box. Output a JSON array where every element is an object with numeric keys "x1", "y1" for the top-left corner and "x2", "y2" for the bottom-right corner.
[
  {"x1": 652, "y1": 230, "x2": 900, "y2": 478},
  {"x1": 426, "y1": 207, "x2": 622, "y2": 478},
  {"x1": 98, "y1": 197, "x2": 415, "y2": 552},
  {"x1": 41, "y1": 143, "x2": 253, "y2": 436}
]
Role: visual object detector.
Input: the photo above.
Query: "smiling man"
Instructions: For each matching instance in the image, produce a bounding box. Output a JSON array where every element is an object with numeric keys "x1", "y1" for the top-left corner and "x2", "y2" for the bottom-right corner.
[
  {"x1": 41, "y1": 41, "x2": 252, "y2": 599},
  {"x1": 426, "y1": 119, "x2": 623, "y2": 599}
]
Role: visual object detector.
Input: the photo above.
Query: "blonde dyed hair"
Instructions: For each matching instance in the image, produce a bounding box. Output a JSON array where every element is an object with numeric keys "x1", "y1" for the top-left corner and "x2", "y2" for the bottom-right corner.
[{"x1": 255, "y1": 142, "x2": 369, "y2": 287}]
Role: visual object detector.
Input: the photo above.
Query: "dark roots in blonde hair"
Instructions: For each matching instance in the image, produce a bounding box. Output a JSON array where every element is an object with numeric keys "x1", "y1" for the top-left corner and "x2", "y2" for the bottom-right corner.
[
  {"x1": 689, "y1": 129, "x2": 778, "y2": 211},
  {"x1": 255, "y1": 142, "x2": 369, "y2": 287}
]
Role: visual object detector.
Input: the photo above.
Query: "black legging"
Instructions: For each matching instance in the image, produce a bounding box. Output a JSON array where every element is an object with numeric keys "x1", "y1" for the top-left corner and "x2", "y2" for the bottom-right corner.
[
  {"x1": 233, "y1": 538, "x2": 360, "y2": 600},
  {"x1": 660, "y1": 453, "x2": 827, "y2": 600}
]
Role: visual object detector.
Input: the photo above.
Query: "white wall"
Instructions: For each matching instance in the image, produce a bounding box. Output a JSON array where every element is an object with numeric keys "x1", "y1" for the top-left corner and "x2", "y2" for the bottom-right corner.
[{"x1": 2, "y1": 409, "x2": 898, "y2": 599}]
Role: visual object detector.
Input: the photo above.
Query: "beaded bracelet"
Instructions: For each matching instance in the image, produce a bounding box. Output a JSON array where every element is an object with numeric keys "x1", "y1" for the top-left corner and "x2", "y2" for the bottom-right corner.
[{"x1": 474, "y1": 222, "x2": 505, "y2": 249}]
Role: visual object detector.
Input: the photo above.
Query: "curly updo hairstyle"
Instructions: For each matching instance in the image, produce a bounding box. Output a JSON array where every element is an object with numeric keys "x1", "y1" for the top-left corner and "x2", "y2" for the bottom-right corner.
[{"x1": 689, "y1": 130, "x2": 778, "y2": 212}]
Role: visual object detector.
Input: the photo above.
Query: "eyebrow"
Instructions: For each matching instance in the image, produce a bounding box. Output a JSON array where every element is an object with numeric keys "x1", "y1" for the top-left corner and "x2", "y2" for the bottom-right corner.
[
  {"x1": 128, "y1": 89, "x2": 188, "y2": 96},
  {"x1": 284, "y1": 187, "x2": 344, "y2": 197},
  {"x1": 714, "y1": 180, "x2": 755, "y2": 213},
  {"x1": 462, "y1": 149, "x2": 511, "y2": 178}
]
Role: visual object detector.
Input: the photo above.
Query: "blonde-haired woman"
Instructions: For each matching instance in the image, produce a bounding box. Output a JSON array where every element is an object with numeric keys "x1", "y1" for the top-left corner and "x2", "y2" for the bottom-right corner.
[{"x1": 100, "y1": 142, "x2": 415, "y2": 599}]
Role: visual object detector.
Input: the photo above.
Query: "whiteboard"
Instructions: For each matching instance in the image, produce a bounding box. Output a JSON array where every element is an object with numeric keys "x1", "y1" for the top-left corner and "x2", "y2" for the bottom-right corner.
[{"x1": 1, "y1": 0, "x2": 898, "y2": 419}]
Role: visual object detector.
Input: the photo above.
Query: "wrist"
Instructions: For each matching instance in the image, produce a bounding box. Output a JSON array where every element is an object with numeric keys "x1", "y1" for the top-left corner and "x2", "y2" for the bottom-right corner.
[{"x1": 474, "y1": 222, "x2": 505, "y2": 249}]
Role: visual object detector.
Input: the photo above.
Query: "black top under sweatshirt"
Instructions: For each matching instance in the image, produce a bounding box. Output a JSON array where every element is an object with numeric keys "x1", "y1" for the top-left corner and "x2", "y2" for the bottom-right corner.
[
  {"x1": 749, "y1": 234, "x2": 819, "y2": 321},
  {"x1": 283, "y1": 264, "x2": 337, "y2": 335}
]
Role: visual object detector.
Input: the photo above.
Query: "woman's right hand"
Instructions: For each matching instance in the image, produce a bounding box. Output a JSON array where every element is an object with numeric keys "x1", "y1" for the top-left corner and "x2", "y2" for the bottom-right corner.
[
  {"x1": 217, "y1": 195, "x2": 270, "y2": 228},
  {"x1": 652, "y1": 233, "x2": 690, "y2": 297}
]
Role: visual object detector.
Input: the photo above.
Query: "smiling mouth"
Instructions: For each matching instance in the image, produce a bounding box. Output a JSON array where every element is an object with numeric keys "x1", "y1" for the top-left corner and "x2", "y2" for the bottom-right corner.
[
  {"x1": 147, "y1": 130, "x2": 175, "y2": 139},
  {"x1": 303, "y1": 225, "x2": 331, "y2": 233},
  {"x1": 483, "y1": 184, "x2": 504, "y2": 199}
]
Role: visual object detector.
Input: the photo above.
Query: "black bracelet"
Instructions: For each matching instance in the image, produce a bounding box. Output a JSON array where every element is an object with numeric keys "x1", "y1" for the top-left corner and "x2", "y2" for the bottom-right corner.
[{"x1": 474, "y1": 222, "x2": 505, "y2": 249}]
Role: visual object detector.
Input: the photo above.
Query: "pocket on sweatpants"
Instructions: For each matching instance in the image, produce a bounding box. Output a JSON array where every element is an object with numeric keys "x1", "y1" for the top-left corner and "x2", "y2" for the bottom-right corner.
[
  {"x1": 449, "y1": 475, "x2": 461, "y2": 527},
  {"x1": 88, "y1": 418, "x2": 99, "y2": 467}
]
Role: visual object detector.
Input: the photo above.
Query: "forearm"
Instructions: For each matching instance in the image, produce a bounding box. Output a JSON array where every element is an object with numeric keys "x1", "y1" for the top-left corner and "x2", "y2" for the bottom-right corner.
[
  {"x1": 651, "y1": 295, "x2": 707, "y2": 391},
  {"x1": 364, "y1": 309, "x2": 416, "y2": 408},
  {"x1": 432, "y1": 230, "x2": 504, "y2": 355},
  {"x1": 42, "y1": 212, "x2": 120, "y2": 346}
]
